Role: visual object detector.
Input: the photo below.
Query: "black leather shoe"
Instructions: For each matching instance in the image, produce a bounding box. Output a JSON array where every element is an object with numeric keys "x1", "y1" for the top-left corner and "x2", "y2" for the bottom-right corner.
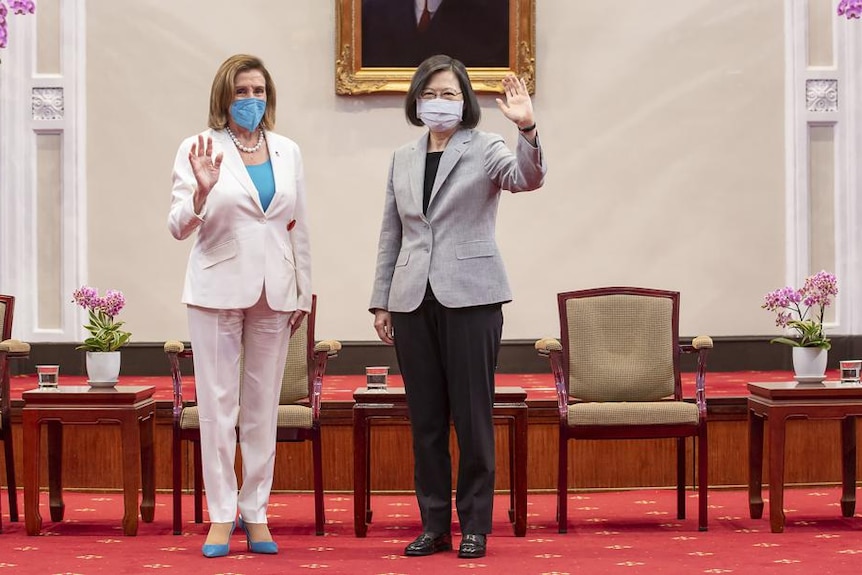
[
  {"x1": 458, "y1": 534, "x2": 487, "y2": 558},
  {"x1": 404, "y1": 532, "x2": 452, "y2": 556}
]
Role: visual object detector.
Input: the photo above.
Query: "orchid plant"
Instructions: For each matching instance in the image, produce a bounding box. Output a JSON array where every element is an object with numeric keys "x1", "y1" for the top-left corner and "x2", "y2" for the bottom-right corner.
[
  {"x1": 72, "y1": 286, "x2": 132, "y2": 352},
  {"x1": 762, "y1": 270, "x2": 838, "y2": 350},
  {"x1": 838, "y1": 0, "x2": 862, "y2": 19},
  {"x1": 0, "y1": 0, "x2": 34, "y2": 61}
]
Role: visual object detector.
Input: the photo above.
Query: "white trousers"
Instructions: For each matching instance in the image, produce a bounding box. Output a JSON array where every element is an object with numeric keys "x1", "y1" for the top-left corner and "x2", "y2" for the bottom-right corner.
[{"x1": 187, "y1": 292, "x2": 292, "y2": 524}]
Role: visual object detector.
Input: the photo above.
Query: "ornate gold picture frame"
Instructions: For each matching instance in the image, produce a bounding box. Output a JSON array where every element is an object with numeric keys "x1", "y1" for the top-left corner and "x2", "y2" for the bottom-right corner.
[{"x1": 335, "y1": 0, "x2": 536, "y2": 95}]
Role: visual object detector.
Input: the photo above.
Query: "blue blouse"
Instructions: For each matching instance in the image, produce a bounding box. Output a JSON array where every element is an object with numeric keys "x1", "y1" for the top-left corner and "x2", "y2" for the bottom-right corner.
[{"x1": 246, "y1": 159, "x2": 276, "y2": 212}]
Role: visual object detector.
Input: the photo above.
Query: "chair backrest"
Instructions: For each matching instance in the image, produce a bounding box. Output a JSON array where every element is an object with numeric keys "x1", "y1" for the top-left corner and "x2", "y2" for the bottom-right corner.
[
  {"x1": 237, "y1": 295, "x2": 317, "y2": 406},
  {"x1": 0, "y1": 295, "x2": 14, "y2": 414},
  {"x1": 279, "y1": 295, "x2": 316, "y2": 405},
  {"x1": 559, "y1": 287, "x2": 680, "y2": 403},
  {"x1": 0, "y1": 295, "x2": 13, "y2": 341}
]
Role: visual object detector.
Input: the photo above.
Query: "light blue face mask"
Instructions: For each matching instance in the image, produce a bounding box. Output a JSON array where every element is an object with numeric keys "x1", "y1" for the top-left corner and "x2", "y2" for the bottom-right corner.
[{"x1": 230, "y1": 98, "x2": 266, "y2": 132}]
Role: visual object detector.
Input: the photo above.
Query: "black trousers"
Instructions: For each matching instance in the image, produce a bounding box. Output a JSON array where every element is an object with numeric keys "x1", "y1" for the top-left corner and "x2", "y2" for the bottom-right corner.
[{"x1": 391, "y1": 298, "x2": 503, "y2": 534}]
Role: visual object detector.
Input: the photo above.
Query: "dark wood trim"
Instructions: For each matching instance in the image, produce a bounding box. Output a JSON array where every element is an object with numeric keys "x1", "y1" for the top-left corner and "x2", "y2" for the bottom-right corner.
[
  {"x1": 3, "y1": 395, "x2": 855, "y2": 494},
  {"x1": 9, "y1": 336, "x2": 862, "y2": 376}
]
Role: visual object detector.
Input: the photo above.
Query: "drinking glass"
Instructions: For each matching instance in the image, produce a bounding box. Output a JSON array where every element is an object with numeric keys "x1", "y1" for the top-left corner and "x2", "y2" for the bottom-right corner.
[
  {"x1": 840, "y1": 359, "x2": 862, "y2": 383},
  {"x1": 366, "y1": 366, "x2": 389, "y2": 390},
  {"x1": 36, "y1": 365, "x2": 60, "y2": 388}
]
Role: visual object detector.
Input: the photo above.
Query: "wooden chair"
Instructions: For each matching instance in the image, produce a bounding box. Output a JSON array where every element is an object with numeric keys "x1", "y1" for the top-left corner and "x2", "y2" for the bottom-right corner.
[
  {"x1": 0, "y1": 294, "x2": 28, "y2": 529},
  {"x1": 535, "y1": 287, "x2": 713, "y2": 533},
  {"x1": 164, "y1": 295, "x2": 340, "y2": 535}
]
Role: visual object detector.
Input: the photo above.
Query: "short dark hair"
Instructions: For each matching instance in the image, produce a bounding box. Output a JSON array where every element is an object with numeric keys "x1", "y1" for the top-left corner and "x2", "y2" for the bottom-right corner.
[
  {"x1": 404, "y1": 55, "x2": 480, "y2": 129},
  {"x1": 208, "y1": 54, "x2": 277, "y2": 131}
]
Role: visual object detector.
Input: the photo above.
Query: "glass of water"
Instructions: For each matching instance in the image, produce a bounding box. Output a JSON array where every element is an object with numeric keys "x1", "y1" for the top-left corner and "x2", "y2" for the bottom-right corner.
[
  {"x1": 840, "y1": 359, "x2": 862, "y2": 384},
  {"x1": 366, "y1": 366, "x2": 389, "y2": 390},
  {"x1": 36, "y1": 365, "x2": 60, "y2": 388}
]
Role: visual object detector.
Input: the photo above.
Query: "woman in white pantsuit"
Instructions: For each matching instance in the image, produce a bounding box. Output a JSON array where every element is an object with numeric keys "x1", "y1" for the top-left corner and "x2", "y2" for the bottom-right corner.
[{"x1": 168, "y1": 54, "x2": 312, "y2": 558}]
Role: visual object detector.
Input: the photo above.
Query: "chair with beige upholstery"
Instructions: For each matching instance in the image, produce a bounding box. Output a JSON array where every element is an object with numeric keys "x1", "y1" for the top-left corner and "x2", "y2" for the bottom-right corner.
[
  {"x1": 1, "y1": 293, "x2": 30, "y2": 530},
  {"x1": 163, "y1": 294, "x2": 341, "y2": 536},
  {"x1": 535, "y1": 287, "x2": 713, "y2": 533}
]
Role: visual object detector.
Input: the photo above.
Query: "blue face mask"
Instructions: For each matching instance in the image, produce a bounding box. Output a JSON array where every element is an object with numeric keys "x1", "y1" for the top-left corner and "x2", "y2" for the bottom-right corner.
[{"x1": 230, "y1": 98, "x2": 266, "y2": 132}]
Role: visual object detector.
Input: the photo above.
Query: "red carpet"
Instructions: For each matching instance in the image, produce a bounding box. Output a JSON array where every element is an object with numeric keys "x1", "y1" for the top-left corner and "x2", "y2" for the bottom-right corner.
[
  {"x1": 2, "y1": 487, "x2": 862, "y2": 574},
  {"x1": 9, "y1": 370, "x2": 836, "y2": 402}
]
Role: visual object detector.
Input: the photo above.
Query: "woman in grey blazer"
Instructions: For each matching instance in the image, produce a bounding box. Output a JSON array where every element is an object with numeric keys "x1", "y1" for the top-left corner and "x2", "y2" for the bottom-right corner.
[{"x1": 369, "y1": 54, "x2": 546, "y2": 559}]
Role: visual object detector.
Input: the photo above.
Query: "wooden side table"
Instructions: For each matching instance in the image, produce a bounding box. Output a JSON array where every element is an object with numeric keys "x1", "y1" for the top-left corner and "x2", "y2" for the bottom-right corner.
[
  {"x1": 748, "y1": 381, "x2": 862, "y2": 533},
  {"x1": 353, "y1": 385, "x2": 528, "y2": 537},
  {"x1": 22, "y1": 385, "x2": 156, "y2": 536}
]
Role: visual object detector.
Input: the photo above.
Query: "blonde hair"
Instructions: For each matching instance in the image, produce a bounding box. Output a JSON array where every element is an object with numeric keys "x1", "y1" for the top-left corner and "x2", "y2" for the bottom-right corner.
[{"x1": 208, "y1": 54, "x2": 277, "y2": 130}]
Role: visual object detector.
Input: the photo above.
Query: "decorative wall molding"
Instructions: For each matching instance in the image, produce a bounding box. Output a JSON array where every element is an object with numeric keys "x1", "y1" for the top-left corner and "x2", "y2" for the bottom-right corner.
[
  {"x1": 8, "y1": 337, "x2": 862, "y2": 377},
  {"x1": 840, "y1": 15, "x2": 862, "y2": 334},
  {"x1": 0, "y1": 0, "x2": 86, "y2": 341},
  {"x1": 785, "y1": 0, "x2": 862, "y2": 334},
  {"x1": 31, "y1": 86, "x2": 64, "y2": 120},
  {"x1": 805, "y1": 78, "x2": 838, "y2": 112}
]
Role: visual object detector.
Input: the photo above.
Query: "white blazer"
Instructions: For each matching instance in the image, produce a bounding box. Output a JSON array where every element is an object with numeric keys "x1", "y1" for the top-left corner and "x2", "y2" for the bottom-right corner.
[{"x1": 168, "y1": 128, "x2": 312, "y2": 313}]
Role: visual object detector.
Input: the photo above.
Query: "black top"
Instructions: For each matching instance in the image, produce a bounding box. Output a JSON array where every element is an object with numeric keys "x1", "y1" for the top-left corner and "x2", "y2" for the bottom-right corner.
[
  {"x1": 423, "y1": 151, "x2": 444, "y2": 301},
  {"x1": 423, "y1": 151, "x2": 443, "y2": 215}
]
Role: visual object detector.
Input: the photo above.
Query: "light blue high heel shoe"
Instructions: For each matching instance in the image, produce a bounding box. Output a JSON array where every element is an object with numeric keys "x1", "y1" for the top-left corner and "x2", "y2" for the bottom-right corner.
[
  {"x1": 201, "y1": 520, "x2": 236, "y2": 558},
  {"x1": 238, "y1": 516, "x2": 279, "y2": 554}
]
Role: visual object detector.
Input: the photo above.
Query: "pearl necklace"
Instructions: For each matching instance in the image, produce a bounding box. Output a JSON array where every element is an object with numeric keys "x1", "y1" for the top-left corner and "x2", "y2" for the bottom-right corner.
[{"x1": 225, "y1": 126, "x2": 265, "y2": 153}]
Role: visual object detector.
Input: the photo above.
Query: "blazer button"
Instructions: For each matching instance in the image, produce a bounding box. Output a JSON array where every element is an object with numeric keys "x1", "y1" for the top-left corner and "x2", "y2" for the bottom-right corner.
[{"x1": 259, "y1": 218, "x2": 266, "y2": 224}]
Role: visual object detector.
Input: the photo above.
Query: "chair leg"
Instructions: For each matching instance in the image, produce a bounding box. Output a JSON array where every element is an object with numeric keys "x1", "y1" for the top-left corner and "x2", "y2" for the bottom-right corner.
[
  {"x1": 193, "y1": 441, "x2": 204, "y2": 524},
  {"x1": 558, "y1": 426, "x2": 568, "y2": 534},
  {"x1": 676, "y1": 437, "x2": 686, "y2": 520},
  {"x1": 312, "y1": 430, "x2": 325, "y2": 535},
  {"x1": 3, "y1": 430, "x2": 18, "y2": 522},
  {"x1": 698, "y1": 427, "x2": 709, "y2": 531},
  {"x1": 172, "y1": 432, "x2": 182, "y2": 535}
]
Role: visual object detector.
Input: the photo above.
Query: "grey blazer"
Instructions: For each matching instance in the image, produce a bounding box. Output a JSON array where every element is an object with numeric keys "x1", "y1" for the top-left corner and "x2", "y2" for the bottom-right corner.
[{"x1": 370, "y1": 128, "x2": 547, "y2": 313}]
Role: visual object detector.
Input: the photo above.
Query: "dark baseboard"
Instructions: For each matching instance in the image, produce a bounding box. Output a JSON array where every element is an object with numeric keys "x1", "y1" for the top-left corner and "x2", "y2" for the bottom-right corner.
[{"x1": 10, "y1": 336, "x2": 862, "y2": 376}]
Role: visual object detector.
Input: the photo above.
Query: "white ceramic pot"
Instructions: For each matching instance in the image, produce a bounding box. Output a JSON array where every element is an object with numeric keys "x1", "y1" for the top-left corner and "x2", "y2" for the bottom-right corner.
[
  {"x1": 792, "y1": 347, "x2": 828, "y2": 378},
  {"x1": 86, "y1": 351, "x2": 121, "y2": 387}
]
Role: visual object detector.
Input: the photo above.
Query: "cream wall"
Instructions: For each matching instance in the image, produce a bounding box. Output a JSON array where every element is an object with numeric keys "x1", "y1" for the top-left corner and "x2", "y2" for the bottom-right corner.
[{"x1": 86, "y1": 0, "x2": 785, "y2": 343}]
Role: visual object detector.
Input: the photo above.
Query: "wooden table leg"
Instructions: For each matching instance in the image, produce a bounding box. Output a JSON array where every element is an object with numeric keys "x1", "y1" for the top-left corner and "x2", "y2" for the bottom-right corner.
[
  {"x1": 365, "y1": 420, "x2": 373, "y2": 525},
  {"x1": 23, "y1": 411, "x2": 42, "y2": 536},
  {"x1": 47, "y1": 421, "x2": 64, "y2": 522},
  {"x1": 353, "y1": 406, "x2": 368, "y2": 537},
  {"x1": 513, "y1": 406, "x2": 528, "y2": 537},
  {"x1": 507, "y1": 417, "x2": 515, "y2": 524},
  {"x1": 767, "y1": 412, "x2": 787, "y2": 533},
  {"x1": 841, "y1": 416, "x2": 857, "y2": 517},
  {"x1": 748, "y1": 405, "x2": 765, "y2": 519},
  {"x1": 121, "y1": 414, "x2": 142, "y2": 536},
  {"x1": 139, "y1": 408, "x2": 156, "y2": 523}
]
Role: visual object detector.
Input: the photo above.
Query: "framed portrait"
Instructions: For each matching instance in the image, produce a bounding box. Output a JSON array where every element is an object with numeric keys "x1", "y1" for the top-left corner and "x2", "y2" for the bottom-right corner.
[{"x1": 335, "y1": 0, "x2": 536, "y2": 95}]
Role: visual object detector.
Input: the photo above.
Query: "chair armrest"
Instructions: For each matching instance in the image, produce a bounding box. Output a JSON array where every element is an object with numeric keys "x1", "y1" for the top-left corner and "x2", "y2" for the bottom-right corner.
[
  {"x1": 164, "y1": 340, "x2": 192, "y2": 420},
  {"x1": 0, "y1": 338, "x2": 31, "y2": 356},
  {"x1": 0, "y1": 339, "x2": 30, "y2": 416},
  {"x1": 679, "y1": 335, "x2": 713, "y2": 417},
  {"x1": 314, "y1": 339, "x2": 342, "y2": 357},
  {"x1": 535, "y1": 337, "x2": 568, "y2": 420},
  {"x1": 311, "y1": 339, "x2": 341, "y2": 420}
]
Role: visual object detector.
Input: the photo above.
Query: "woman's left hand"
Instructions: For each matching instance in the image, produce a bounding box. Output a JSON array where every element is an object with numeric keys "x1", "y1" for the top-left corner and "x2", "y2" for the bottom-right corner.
[
  {"x1": 289, "y1": 310, "x2": 307, "y2": 336},
  {"x1": 495, "y1": 74, "x2": 534, "y2": 129}
]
